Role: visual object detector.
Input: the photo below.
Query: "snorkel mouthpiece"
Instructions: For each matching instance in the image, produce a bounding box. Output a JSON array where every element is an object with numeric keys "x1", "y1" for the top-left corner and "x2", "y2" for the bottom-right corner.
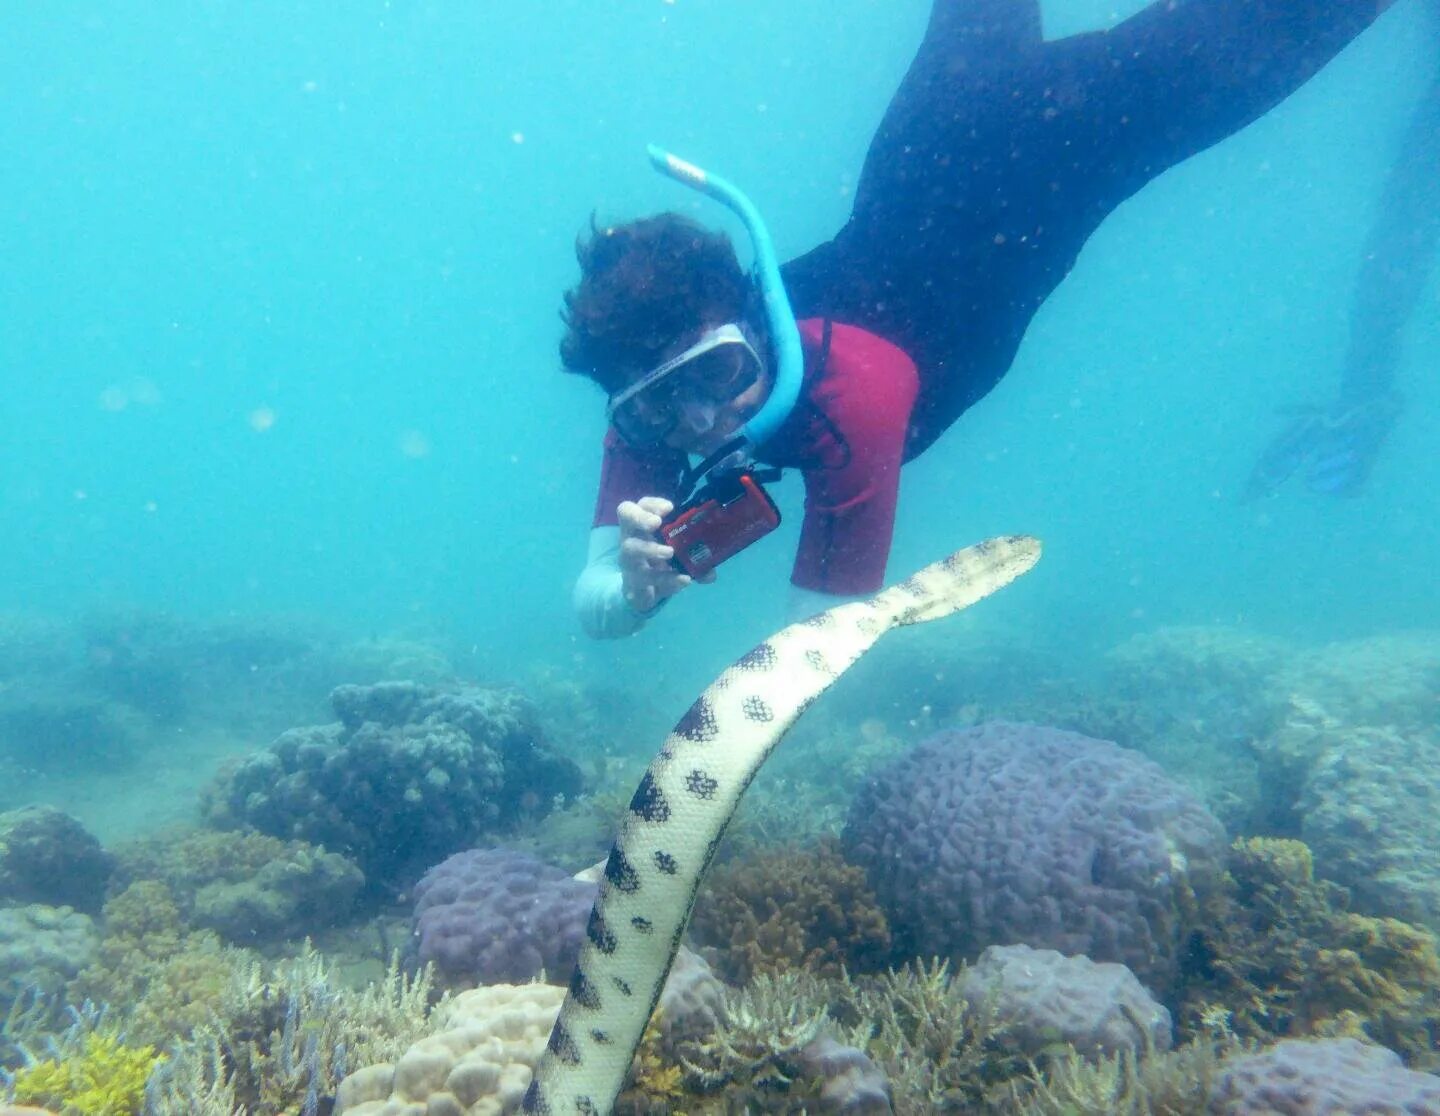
[{"x1": 647, "y1": 145, "x2": 802, "y2": 450}]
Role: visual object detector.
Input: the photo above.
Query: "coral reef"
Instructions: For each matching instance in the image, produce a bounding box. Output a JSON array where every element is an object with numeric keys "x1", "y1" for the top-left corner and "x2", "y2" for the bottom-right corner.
[
  {"x1": 145, "y1": 946, "x2": 440, "y2": 1116},
  {"x1": 689, "y1": 839, "x2": 891, "y2": 985},
  {"x1": 205, "y1": 682, "x2": 582, "y2": 887},
  {"x1": 9, "y1": 1030, "x2": 159, "y2": 1116},
  {"x1": 843, "y1": 722, "x2": 1226, "y2": 994},
  {"x1": 1178, "y1": 837, "x2": 1440, "y2": 1067},
  {"x1": 959, "y1": 945, "x2": 1172, "y2": 1060},
  {"x1": 0, "y1": 906, "x2": 98, "y2": 1007},
  {"x1": 1279, "y1": 632, "x2": 1440, "y2": 731},
  {"x1": 678, "y1": 975, "x2": 894, "y2": 1113},
  {"x1": 1298, "y1": 724, "x2": 1440, "y2": 930},
  {"x1": 1210, "y1": 1037, "x2": 1440, "y2": 1114},
  {"x1": 1004, "y1": 1040, "x2": 1229, "y2": 1115},
  {"x1": 332, "y1": 981, "x2": 563, "y2": 1114},
  {"x1": 0, "y1": 808, "x2": 112, "y2": 915},
  {"x1": 115, "y1": 827, "x2": 364, "y2": 945},
  {"x1": 408, "y1": 847, "x2": 595, "y2": 988},
  {"x1": 67, "y1": 881, "x2": 251, "y2": 1050}
]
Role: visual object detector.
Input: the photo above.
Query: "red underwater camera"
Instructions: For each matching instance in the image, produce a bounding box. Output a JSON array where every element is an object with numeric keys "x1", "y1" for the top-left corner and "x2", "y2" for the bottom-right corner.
[{"x1": 659, "y1": 470, "x2": 781, "y2": 580}]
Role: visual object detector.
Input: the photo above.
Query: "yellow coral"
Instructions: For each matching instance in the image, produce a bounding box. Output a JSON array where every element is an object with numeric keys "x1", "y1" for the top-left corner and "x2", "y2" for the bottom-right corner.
[
  {"x1": 690, "y1": 839, "x2": 891, "y2": 984},
  {"x1": 11, "y1": 1032, "x2": 161, "y2": 1116},
  {"x1": 1179, "y1": 836, "x2": 1440, "y2": 1069}
]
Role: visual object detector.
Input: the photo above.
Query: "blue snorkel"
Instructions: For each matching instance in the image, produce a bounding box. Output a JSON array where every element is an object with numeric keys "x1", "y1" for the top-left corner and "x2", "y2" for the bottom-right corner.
[
  {"x1": 645, "y1": 146, "x2": 800, "y2": 579},
  {"x1": 647, "y1": 145, "x2": 802, "y2": 450}
]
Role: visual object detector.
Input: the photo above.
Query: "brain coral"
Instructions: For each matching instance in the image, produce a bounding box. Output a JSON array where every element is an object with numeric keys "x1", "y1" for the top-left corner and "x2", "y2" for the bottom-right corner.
[
  {"x1": 1211, "y1": 1038, "x2": 1440, "y2": 1115},
  {"x1": 205, "y1": 681, "x2": 582, "y2": 885},
  {"x1": 333, "y1": 981, "x2": 563, "y2": 1115},
  {"x1": 959, "y1": 943, "x2": 1172, "y2": 1060},
  {"x1": 409, "y1": 847, "x2": 596, "y2": 987},
  {"x1": 842, "y1": 722, "x2": 1226, "y2": 994}
]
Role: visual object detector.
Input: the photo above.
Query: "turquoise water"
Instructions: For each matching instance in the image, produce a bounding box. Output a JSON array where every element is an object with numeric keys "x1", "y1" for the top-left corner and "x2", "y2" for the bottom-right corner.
[{"x1": 1, "y1": 1, "x2": 1436, "y2": 804}]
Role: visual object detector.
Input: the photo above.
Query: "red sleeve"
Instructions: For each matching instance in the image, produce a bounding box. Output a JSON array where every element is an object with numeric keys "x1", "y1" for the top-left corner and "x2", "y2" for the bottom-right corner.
[
  {"x1": 591, "y1": 428, "x2": 687, "y2": 528},
  {"x1": 790, "y1": 322, "x2": 918, "y2": 595}
]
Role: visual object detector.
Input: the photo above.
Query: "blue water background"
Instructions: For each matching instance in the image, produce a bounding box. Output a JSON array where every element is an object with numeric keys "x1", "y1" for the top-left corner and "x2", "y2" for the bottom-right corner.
[{"x1": 2, "y1": 2, "x2": 1436, "y2": 736}]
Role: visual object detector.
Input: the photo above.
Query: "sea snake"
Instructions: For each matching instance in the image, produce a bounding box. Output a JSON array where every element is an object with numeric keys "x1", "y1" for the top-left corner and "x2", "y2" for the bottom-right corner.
[{"x1": 523, "y1": 535, "x2": 1041, "y2": 1115}]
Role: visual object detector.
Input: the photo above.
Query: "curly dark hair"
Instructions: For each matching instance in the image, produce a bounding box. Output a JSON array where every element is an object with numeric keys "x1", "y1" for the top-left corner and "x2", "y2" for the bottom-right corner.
[{"x1": 560, "y1": 213, "x2": 753, "y2": 395}]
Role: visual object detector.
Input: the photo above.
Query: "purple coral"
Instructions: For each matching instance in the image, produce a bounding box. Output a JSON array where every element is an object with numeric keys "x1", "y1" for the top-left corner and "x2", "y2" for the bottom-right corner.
[
  {"x1": 410, "y1": 846, "x2": 596, "y2": 986},
  {"x1": 842, "y1": 722, "x2": 1225, "y2": 993},
  {"x1": 1212, "y1": 1038, "x2": 1440, "y2": 1114}
]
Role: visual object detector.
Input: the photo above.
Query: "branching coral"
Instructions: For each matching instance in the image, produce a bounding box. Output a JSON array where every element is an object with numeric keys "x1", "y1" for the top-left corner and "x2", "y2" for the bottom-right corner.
[
  {"x1": 1003, "y1": 1040, "x2": 1232, "y2": 1116},
  {"x1": 689, "y1": 839, "x2": 891, "y2": 985},
  {"x1": 9, "y1": 1029, "x2": 160, "y2": 1116},
  {"x1": 1178, "y1": 837, "x2": 1440, "y2": 1068},
  {"x1": 146, "y1": 945, "x2": 440, "y2": 1116},
  {"x1": 68, "y1": 881, "x2": 250, "y2": 1049}
]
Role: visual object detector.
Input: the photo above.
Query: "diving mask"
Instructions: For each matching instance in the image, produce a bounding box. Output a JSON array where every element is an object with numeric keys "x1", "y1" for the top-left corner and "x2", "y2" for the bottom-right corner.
[{"x1": 605, "y1": 322, "x2": 765, "y2": 447}]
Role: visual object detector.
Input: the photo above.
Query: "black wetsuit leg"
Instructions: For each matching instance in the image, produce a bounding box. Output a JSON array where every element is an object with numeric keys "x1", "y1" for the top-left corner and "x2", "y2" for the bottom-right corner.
[{"x1": 781, "y1": 0, "x2": 1393, "y2": 459}]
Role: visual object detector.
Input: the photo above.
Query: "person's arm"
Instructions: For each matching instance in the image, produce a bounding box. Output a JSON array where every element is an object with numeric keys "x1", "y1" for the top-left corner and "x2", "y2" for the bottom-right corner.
[
  {"x1": 574, "y1": 526, "x2": 644, "y2": 640},
  {"x1": 575, "y1": 434, "x2": 687, "y2": 638}
]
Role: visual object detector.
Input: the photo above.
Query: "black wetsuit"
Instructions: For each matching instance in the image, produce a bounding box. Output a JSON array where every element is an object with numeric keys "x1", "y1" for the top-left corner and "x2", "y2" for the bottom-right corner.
[{"x1": 781, "y1": 0, "x2": 1394, "y2": 459}]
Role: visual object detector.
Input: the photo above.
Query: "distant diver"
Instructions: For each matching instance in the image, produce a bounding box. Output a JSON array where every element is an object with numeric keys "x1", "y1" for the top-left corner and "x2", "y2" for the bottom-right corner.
[{"x1": 1247, "y1": 5, "x2": 1438, "y2": 499}]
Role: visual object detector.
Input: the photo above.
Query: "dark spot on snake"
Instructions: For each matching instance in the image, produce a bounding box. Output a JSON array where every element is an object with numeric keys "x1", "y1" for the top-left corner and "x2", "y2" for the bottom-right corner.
[
  {"x1": 521, "y1": 1081, "x2": 551, "y2": 1114},
  {"x1": 654, "y1": 850, "x2": 678, "y2": 875},
  {"x1": 804, "y1": 648, "x2": 830, "y2": 673},
  {"x1": 613, "y1": 977, "x2": 633, "y2": 997},
  {"x1": 569, "y1": 967, "x2": 602, "y2": 1010},
  {"x1": 605, "y1": 849, "x2": 641, "y2": 893},
  {"x1": 547, "y1": 1021, "x2": 583, "y2": 1065},
  {"x1": 736, "y1": 641, "x2": 777, "y2": 671},
  {"x1": 628, "y1": 772, "x2": 671, "y2": 822},
  {"x1": 673, "y1": 696, "x2": 719, "y2": 743},
  {"x1": 590, "y1": 1030, "x2": 611, "y2": 1045},
  {"x1": 632, "y1": 915, "x2": 654, "y2": 933},
  {"x1": 742, "y1": 695, "x2": 774, "y2": 722},
  {"x1": 685, "y1": 770, "x2": 719, "y2": 799},
  {"x1": 586, "y1": 908, "x2": 618, "y2": 954}
]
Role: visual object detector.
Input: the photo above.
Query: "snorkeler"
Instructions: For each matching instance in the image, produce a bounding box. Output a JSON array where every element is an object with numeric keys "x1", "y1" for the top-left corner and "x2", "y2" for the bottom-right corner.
[
  {"x1": 564, "y1": 0, "x2": 1403, "y2": 639},
  {"x1": 1246, "y1": 19, "x2": 1438, "y2": 499}
]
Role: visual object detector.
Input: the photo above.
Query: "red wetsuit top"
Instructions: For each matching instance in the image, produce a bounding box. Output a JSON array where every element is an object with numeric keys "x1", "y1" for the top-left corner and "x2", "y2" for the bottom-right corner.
[{"x1": 592, "y1": 319, "x2": 918, "y2": 596}]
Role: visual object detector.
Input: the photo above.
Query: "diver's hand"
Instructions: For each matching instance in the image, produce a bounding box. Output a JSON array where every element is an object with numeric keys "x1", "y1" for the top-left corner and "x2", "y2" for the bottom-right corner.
[
  {"x1": 1244, "y1": 391, "x2": 1403, "y2": 501},
  {"x1": 617, "y1": 497, "x2": 693, "y2": 615}
]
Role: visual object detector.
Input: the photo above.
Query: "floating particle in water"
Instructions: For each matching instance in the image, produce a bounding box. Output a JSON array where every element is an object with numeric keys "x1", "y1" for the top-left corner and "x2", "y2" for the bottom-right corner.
[
  {"x1": 249, "y1": 406, "x2": 277, "y2": 433},
  {"x1": 398, "y1": 429, "x2": 431, "y2": 458}
]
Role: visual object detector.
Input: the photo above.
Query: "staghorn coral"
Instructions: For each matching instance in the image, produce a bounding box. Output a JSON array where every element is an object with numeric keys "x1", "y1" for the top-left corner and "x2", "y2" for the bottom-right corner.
[
  {"x1": 689, "y1": 839, "x2": 891, "y2": 985},
  {"x1": 1178, "y1": 837, "x2": 1440, "y2": 1068},
  {"x1": 146, "y1": 945, "x2": 440, "y2": 1116},
  {"x1": 676, "y1": 972, "x2": 892, "y2": 1113},
  {"x1": 841, "y1": 961, "x2": 1026, "y2": 1114},
  {"x1": 1002, "y1": 1040, "x2": 1231, "y2": 1116},
  {"x1": 9, "y1": 1029, "x2": 159, "y2": 1116}
]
